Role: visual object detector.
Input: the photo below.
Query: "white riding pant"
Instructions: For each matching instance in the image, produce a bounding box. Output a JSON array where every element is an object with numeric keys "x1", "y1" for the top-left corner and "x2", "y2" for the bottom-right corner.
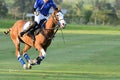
[
  {"x1": 23, "y1": 13, "x2": 48, "y2": 31},
  {"x1": 34, "y1": 13, "x2": 48, "y2": 24}
]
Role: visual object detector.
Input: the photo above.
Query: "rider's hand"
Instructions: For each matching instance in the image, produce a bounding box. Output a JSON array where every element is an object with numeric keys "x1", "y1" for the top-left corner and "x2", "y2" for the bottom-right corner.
[{"x1": 34, "y1": 11, "x2": 39, "y2": 16}]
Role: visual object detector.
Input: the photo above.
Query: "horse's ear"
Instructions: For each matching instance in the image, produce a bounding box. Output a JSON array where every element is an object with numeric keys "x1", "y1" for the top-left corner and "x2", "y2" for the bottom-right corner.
[
  {"x1": 57, "y1": 6, "x2": 61, "y2": 11},
  {"x1": 54, "y1": 6, "x2": 61, "y2": 12},
  {"x1": 53, "y1": 6, "x2": 61, "y2": 15}
]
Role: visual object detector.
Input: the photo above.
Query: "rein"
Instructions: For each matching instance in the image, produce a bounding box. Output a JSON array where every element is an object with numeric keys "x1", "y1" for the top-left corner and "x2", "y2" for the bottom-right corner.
[
  {"x1": 42, "y1": 24, "x2": 59, "y2": 40},
  {"x1": 49, "y1": 25, "x2": 59, "y2": 39}
]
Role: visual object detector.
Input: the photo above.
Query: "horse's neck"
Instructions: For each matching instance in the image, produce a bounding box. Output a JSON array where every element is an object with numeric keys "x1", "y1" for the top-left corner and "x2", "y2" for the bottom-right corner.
[{"x1": 45, "y1": 16, "x2": 55, "y2": 29}]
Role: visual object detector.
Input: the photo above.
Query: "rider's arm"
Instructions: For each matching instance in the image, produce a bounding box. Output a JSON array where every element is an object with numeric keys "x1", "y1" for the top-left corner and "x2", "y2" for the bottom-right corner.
[
  {"x1": 50, "y1": 0, "x2": 58, "y2": 11},
  {"x1": 33, "y1": 0, "x2": 39, "y2": 12}
]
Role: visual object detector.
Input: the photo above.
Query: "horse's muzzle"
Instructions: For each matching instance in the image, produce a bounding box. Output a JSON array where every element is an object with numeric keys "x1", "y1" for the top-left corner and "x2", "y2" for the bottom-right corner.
[{"x1": 60, "y1": 20, "x2": 66, "y2": 29}]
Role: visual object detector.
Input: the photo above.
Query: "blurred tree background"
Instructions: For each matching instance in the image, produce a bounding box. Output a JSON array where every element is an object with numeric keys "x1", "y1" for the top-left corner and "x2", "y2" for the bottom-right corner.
[
  {"x1": 0, "y1": 0, "x2": 120, "y2": 25},
  {"x1": 0, "y1": 0, "x2": 8, "y2": 18}
]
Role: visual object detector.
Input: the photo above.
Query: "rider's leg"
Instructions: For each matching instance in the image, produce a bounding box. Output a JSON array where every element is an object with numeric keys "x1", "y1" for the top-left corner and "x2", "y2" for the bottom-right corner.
[
  {"x1": 20, "y1": 13, "x2": 42, "y2": 39},
  {"x1": 35, "y1": 13, "x2": 47, "y2": 29},
  {"x1": 38, "y1": 19, "x2": 47, "y2": 30},
  {"x1": 20, "y1": 21, "x2": 37, "y2": 37}
]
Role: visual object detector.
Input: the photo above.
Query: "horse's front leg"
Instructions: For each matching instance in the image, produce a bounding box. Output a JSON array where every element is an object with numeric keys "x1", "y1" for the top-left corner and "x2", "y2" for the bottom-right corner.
[
  {"x1": 36, "y1": 48, "x2": 46, "y2": 64},
  {"x1": 32, "y1": 45, "x2": 46, "y2": 65}
]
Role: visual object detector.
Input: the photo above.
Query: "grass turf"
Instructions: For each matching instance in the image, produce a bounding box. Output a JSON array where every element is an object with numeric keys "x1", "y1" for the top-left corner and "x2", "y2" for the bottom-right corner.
[{"x1": 0, "y1": 26, "x2": 120, "y2": 80}]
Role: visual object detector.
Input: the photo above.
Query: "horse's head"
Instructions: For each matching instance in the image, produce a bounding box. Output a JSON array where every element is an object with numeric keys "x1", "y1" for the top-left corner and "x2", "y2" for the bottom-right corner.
[{"x1": 53, "y1": 9, "x2": 66, "y2": 29}]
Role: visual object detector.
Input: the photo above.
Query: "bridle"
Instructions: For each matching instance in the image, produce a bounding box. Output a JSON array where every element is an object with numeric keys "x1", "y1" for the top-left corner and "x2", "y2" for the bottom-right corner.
[
  {"x1": 42, "y1": 11, "x2": 65, "y2": 40},
  {"x1": 43, "y1": 13, "x2": 59, "y2": 30}
]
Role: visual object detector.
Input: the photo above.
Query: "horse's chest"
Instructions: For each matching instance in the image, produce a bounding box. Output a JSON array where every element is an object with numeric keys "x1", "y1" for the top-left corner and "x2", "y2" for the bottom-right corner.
[
  {"x1": 42, "y1": 39, "x2": 52, "y2": 47},
  {"x1": 40, "y1": 31, "x2": 54, "y2": 47}
]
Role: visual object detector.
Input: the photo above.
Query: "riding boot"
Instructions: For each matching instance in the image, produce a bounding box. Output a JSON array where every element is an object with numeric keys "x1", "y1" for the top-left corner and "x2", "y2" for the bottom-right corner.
[
  {"x1": 38, "y1": 19, "x2": 47, "y2": 31},
  {"x1": 27, "y1": 29, "x2": 36, "y2": 41},
  {"x1": 20, "y1": 21, "x2": 37, "y2": 37}
]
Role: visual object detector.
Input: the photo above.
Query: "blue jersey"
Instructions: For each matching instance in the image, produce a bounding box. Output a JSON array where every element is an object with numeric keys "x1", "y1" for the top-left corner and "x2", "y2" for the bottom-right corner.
[{"x1": 34, "y1": 0, "x2": 57, "y2": 16}]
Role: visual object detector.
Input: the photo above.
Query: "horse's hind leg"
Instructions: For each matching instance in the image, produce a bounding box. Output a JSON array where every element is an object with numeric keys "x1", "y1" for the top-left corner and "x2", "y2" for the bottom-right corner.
[
  {"x1": 21, "y1": 44, "x2": 31, "y2": 63},
  {"x1": 10, "y1": 35, "x2": 26, "y2": 68},
  {"x1": 20, "y1": 44, "x2": 33, "y2": 69}
]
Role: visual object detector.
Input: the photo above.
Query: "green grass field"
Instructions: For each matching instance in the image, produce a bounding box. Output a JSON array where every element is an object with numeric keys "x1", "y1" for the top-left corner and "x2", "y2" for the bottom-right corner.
[{"x1": 1, "y1": 24, "x2": 120, "y2": 80}]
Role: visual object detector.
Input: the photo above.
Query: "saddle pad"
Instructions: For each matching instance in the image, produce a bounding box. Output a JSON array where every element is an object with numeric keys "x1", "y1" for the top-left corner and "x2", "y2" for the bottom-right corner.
[{"x1": 22, "y1": 21, "x2": 31, "y2": 31}]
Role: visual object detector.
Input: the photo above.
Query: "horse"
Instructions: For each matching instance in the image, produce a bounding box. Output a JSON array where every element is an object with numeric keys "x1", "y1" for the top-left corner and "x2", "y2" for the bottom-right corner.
[{"x1": 4, "y1": 9, "x2": 66, "y2": 69}]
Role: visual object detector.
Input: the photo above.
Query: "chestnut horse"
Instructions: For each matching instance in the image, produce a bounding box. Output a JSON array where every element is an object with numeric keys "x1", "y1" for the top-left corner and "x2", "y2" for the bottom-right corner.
[{"x1": 4, "y1": 10, "x2": 66, "y2": 69}]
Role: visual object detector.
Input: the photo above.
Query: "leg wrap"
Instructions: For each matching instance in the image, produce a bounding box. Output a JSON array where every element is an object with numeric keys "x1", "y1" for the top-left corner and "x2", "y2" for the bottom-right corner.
[
  {"x1": 34, "y1": 49, "x2": 46, "y2": 65},
  {"x1": 41, "y1": 48, "x2": 46, "y2": 60},
  {"x1": 36, "y1": 56, "x2": 42, "y2": 65},
  {"x1": 18, "y1": 56, "x2": 25, "y2": 65},
  {"x1": 23, "y1": 53, "x2": 30, "y2": 61}
]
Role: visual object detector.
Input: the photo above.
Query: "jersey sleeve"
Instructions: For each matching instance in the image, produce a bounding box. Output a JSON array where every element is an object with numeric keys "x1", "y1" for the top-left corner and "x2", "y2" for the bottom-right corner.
[
  {"x1": 50, "y1": 0, "x2": 58, "y2": 10},
  {"x1": 34, "y1": 0, "x2": 39, "y2": 9}
]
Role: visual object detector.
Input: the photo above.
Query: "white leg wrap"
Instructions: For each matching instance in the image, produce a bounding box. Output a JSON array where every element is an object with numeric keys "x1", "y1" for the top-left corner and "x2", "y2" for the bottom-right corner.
[
  {"x1": 41, "y1": 48, "x2": 46, "y2": 58},
  {"x1": 17, "y1": 52, "x2": 21, "y2": 58},
  {"x1": 23, "y1": 52, "x2": 27, "y2": 56},
  {"x1": 23, "y1": 21, "x2": 31, "y2": 31}
]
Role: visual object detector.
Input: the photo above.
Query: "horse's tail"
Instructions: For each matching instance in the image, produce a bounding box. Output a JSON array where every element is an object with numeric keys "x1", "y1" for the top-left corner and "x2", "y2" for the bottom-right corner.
[{"x1": 4, "y1": 28, "x2": 11, "y2": 35}]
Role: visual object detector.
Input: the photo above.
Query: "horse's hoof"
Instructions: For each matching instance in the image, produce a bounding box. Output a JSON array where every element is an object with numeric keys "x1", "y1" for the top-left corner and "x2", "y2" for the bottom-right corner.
[
  {"x1": 27, "y1": 63, "x2": 32, "y2": 69},
  {"x1": 23, "y1": 64, "x2": 27, "y2": 69},
  {"x1": 23, "y1": 64, "x2": 32, "y2": 69},
  {"x1": 29, "y1": 59, "x2": 37, "y2": 65}
]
